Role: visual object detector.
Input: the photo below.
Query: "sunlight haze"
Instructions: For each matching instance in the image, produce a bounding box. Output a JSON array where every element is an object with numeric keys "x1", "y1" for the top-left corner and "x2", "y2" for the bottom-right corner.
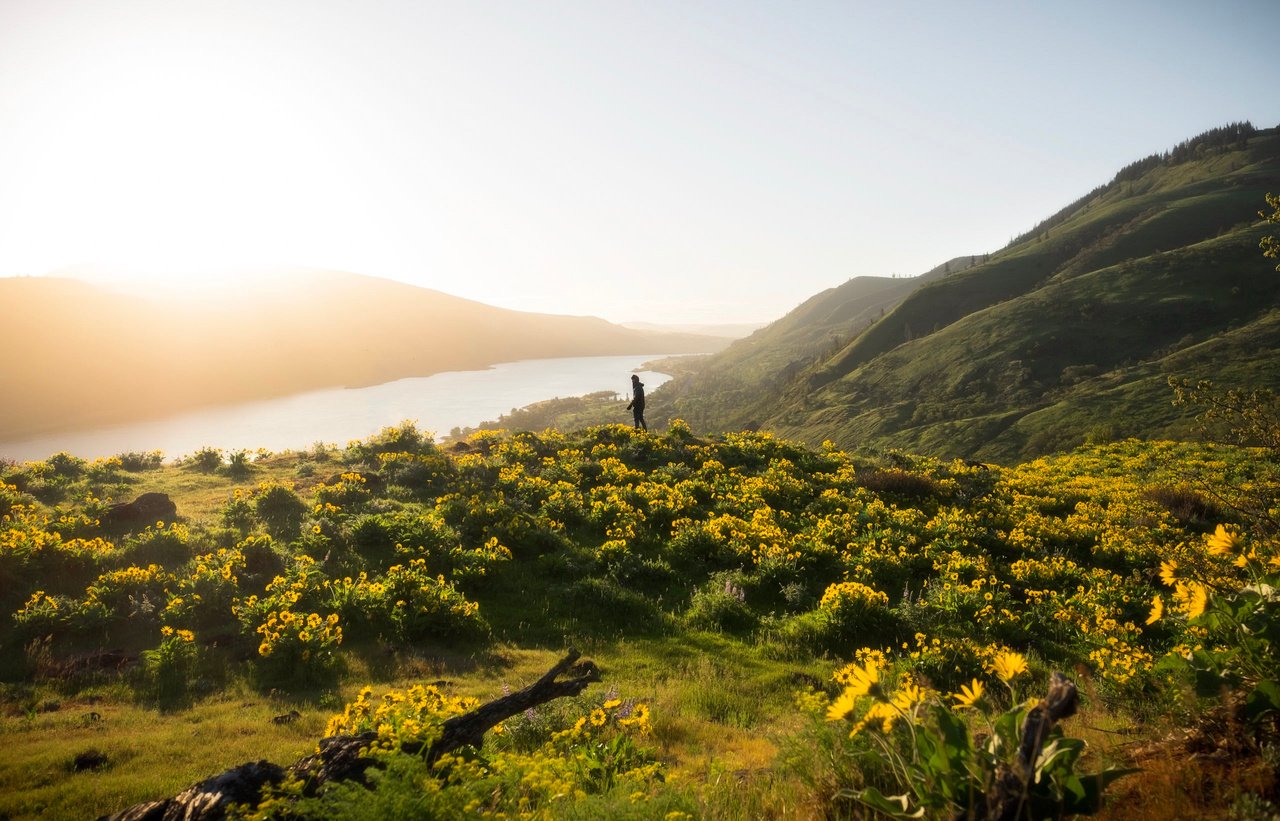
[{"x1": 1, "y1": 0, "x2": 1276, "y2": 322}]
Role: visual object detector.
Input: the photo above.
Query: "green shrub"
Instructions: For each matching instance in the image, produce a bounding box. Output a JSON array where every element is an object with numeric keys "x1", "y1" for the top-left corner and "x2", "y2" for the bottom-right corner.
[
  {"x1": 84, "y1": 457, "x2": 127, "y2": 488},
  {"x1": 818, "y1": 580, "x2": 895, "y2": 645},
  {"x1": 380, "y1": 560, "x2": 488, "y2": 644},
  {"x1": 141, "y1": 627, "x2": 202, "y2": 706},
  {"x1": 346, "y1": 421, "x2": 435, "y2": 462},
  {"x1": 0, "y1": 479, "x2": 33, "y2": 517},
  {"x1": 163, "y1": 546, "x2": 248, "y2": 634},
  {"x1": 226, "y1": 450, "x2": 252, "y2": 478},
  {"x1": 115, "y1": 451, "x2": 165, "y2": 471},
  {"x1": 43, "y1": 452, "x2": 86, "y2": 480},
  {"x1": 221, "y1": 490, "x2": 255, "y2": 536},
  {"x1": 377, "y1": 450, "x2": 455, "y2": 498},
  {"x1": 76, "y1": 564, "x2": 172, "y2": 639},
  {"x1": 684, "y1": 575, "x2": 758, "y2": 634},
  {"x1": 253, "y1": 482, "x2": 306, "y2": 541},
  {"x1": 252, "y1": 609, "x2": 344, "y2": 689},
  {"x1": 184, "y1": 447, "x2": 223, "y2": 473},
  {"x1": 315, "y1": 472, "x2": 375, "y2": 510},
  {"x1": 561, "y1": 577, "x2": 665, "y2": 636},
  {"x1": 118, "y1": 522, "x2": 193, "y2": 568}
]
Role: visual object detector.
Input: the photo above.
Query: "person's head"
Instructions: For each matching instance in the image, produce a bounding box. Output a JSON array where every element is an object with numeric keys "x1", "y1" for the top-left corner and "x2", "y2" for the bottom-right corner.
[{"x1": 631, "y1": 374, "x2": 641, "y2": 383}]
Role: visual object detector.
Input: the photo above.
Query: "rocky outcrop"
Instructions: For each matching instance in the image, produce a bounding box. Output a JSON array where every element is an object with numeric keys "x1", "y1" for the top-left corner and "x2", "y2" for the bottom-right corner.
[{"x1": 101, "y1": 493, "x2": 177, "y2": 529}]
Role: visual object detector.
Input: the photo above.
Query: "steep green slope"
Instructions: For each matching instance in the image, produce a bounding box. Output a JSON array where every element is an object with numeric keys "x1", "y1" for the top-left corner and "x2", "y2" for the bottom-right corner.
[
  {"x1": 655, "y1": 256, "x2": 977, "y2": 431},
  {"x1": 659, "y1": 123, "x2": 1280, "y2": 461}
]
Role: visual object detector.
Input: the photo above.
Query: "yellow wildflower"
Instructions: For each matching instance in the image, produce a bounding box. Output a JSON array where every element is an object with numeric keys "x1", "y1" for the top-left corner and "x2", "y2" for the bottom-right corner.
[
  {"x1": 835, "y1": 659, "x2": 884, "y2": 701},
  {"x1": 827, "y1": 687, "x2": 860, "y2": 721},
  {"x1": 990, "y1": 651, "x2": 1028, "y2": 683},
  {"x1": 1186, "y1": 583, "x2": 1208, "y2": 619},
  {"x1": 1205, "y1": 524, "x2": 1242, "y2": 556},
  {"x1": 1159, "y1": 560, "x2": 1178, "y2": 587},
  {"x1": 891, "y1": 681, "x2": 926, "y2": 712},
  {"x1": 953, "y1": 679, "x2": 985, "y2": 709},
  {"x1": 1145, "y1": 594, "x2": 1163, "y2": 625}
]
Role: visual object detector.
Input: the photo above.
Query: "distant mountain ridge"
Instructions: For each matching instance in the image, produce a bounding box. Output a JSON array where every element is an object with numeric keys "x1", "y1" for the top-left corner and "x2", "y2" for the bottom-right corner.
[
  {"x1": 0, "y1": 270, "x2": 727, "y2": 442},
  {"x1": 655, "y1": 122, "x2": 1280, "y2": 461}
]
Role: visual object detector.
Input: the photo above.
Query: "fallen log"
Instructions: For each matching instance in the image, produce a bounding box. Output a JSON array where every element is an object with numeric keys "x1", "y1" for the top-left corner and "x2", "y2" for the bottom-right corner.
[{"x1": 102, "y1": 649, "x2": 600, "y2": 821}]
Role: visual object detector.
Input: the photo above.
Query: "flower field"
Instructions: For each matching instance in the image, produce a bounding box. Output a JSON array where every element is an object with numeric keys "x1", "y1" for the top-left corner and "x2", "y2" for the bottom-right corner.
[{"x1": 1, "y1": 421, "x2": 1277, "y2": 818}]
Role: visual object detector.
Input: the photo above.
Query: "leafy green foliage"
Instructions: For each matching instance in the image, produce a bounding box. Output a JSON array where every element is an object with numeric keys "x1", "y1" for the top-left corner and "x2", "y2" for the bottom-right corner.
[
  {"x1": 1151, "y1": 524, "x2": 1280, "y2": 728},
  {"x1": 140, "y1": 626, "x2": 203, "y2": 707},
  {"x1": 1261, "y1": 192, "x2": 1280, "y2": 272},
  {"x1": 184, "y1": 446, "x2": 224, "y2": 473},
  {"x1": 3, "y1": 421, "x2": 1279, "y2": 816}
]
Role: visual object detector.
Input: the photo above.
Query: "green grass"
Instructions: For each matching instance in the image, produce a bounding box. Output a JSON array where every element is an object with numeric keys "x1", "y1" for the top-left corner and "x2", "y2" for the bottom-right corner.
[
  {"x1": 0, "y1": 636, "x2": 824, "y2": 820},
  {"x1": 0, "y1": 682, "x2": 325, "y2": 820}
]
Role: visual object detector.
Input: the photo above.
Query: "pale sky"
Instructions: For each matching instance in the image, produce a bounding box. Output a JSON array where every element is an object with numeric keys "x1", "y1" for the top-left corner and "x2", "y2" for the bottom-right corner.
[{"x1": 0, "y1": 1, "x2": 1276, "y2": 324}]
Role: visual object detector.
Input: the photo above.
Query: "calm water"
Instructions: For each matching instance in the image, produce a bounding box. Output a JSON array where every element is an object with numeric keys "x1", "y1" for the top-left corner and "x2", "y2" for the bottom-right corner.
[{"x1": 0, "y1": 354, "x2": 676, "y2": 463}]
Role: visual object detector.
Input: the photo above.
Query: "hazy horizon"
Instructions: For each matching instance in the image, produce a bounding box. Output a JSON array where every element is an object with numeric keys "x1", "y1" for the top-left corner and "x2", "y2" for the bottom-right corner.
[{"x1": 1, "y1": 0, "x2": 1276, "y2": 324}]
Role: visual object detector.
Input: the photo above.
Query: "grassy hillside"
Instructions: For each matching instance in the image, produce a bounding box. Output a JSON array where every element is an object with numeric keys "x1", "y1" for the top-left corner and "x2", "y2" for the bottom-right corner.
[
  {"x1": 1, "y1": 423, "x2": 1277, "y2": 818},
  {"x1": 650, "y1": 124, "x2": 1280, "y2": 461},
  {"x1": 0, "y1": 270, "x2": 728, "y2": 442},
  {"x1": 649, "y1": 257, "x2": 977, "y2": 433}
]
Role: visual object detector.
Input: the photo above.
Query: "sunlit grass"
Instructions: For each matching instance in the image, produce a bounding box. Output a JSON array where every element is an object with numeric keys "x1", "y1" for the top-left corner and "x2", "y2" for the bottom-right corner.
[{"x1": 0, "y1": 682, "x2": 323, "y2": 820}]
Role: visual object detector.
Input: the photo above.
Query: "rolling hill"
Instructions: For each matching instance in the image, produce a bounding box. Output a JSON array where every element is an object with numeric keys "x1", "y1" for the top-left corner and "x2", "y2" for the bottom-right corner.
[
  {"x1": 0, "y1": 270, "x2": 728, "y2": 441},
  {"x1": 654, "y1": 122, "x2": 1280, "y2": 461}
]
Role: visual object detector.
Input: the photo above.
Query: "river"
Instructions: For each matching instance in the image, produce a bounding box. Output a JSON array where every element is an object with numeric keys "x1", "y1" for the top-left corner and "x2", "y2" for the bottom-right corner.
[{"x1": 0, "y1": 354, "x2": 677, "y2": 463}]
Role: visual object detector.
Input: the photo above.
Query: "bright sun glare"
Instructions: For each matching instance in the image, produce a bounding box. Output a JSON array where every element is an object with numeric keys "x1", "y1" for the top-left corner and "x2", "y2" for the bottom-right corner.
[{"x1": 17, "y1": 16, "x2": 353, "y2": 293}]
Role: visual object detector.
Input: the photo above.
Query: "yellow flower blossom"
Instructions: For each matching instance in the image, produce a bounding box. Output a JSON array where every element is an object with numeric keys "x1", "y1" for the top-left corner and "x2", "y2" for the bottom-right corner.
[
  {"x1": 990, "y1": 650, "x2": 1028, "y2": 682},
  {"x1": 1145, "y1": 594, "x2": 1163, "y2": 625},
  {"x1": 827, "y1": 687, "x2": 860, "y2": 721},
  {"x1": 1205, "y1": 524, "x2": 1242, "y2": 556},
  {"x1": 952, "y1": 679, "x2": 985, "y2": 709},
  {"x1": 838, "y1": 659, "x2": 884, "y2": 701},
  {"x1": 1186, "y1": 583, "x2": 1208, "y2": 619},
  {"x1": 891, "y1": 681, "x2": 926, "y2": 712}
]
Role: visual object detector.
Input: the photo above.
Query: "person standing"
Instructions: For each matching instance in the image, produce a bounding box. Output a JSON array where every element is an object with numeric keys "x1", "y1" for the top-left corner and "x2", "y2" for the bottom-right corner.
[{"x1": 626, "y1": 374, "x2": 647, "y2": 430}]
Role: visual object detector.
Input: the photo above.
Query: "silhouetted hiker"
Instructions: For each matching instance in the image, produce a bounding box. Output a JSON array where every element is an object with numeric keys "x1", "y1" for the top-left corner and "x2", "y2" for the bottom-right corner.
[{"x1": 626, "y1": 374, "x2": 647, "y2": 430}]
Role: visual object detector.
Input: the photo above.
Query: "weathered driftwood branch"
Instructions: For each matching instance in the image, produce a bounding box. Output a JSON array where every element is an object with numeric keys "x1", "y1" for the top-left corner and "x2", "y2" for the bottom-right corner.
[
  {"x1": 1016, "y1": 671, "x2": 1079, "y2": 770},
  {"x1": 102, "y1": 650, "x2": 599, "y2": 821},
  {"x1": 290, "y1": 649, "x2": 600, "y2": 785},
  {"x1": 980, "y1": 671, "x2": 1081, "y2": 821}
]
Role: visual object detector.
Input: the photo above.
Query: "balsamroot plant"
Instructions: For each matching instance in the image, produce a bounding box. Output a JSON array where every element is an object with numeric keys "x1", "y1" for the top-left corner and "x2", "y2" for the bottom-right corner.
[
  {"x1": 1149, "y1": 524, "x2": 1280, "y2": 727},
  {"x1": 817, "y1": 650, "x2": 1134, "y2": 819}
]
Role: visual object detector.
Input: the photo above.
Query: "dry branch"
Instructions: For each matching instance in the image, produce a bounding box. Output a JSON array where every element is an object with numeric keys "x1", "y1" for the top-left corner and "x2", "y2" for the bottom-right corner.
[
  {"x1": 983, "y1": 671, "x2": 1081, "y2": 821},
  {"x1": 102, "y1": 649, "x2": 599, "y2": 821}
]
